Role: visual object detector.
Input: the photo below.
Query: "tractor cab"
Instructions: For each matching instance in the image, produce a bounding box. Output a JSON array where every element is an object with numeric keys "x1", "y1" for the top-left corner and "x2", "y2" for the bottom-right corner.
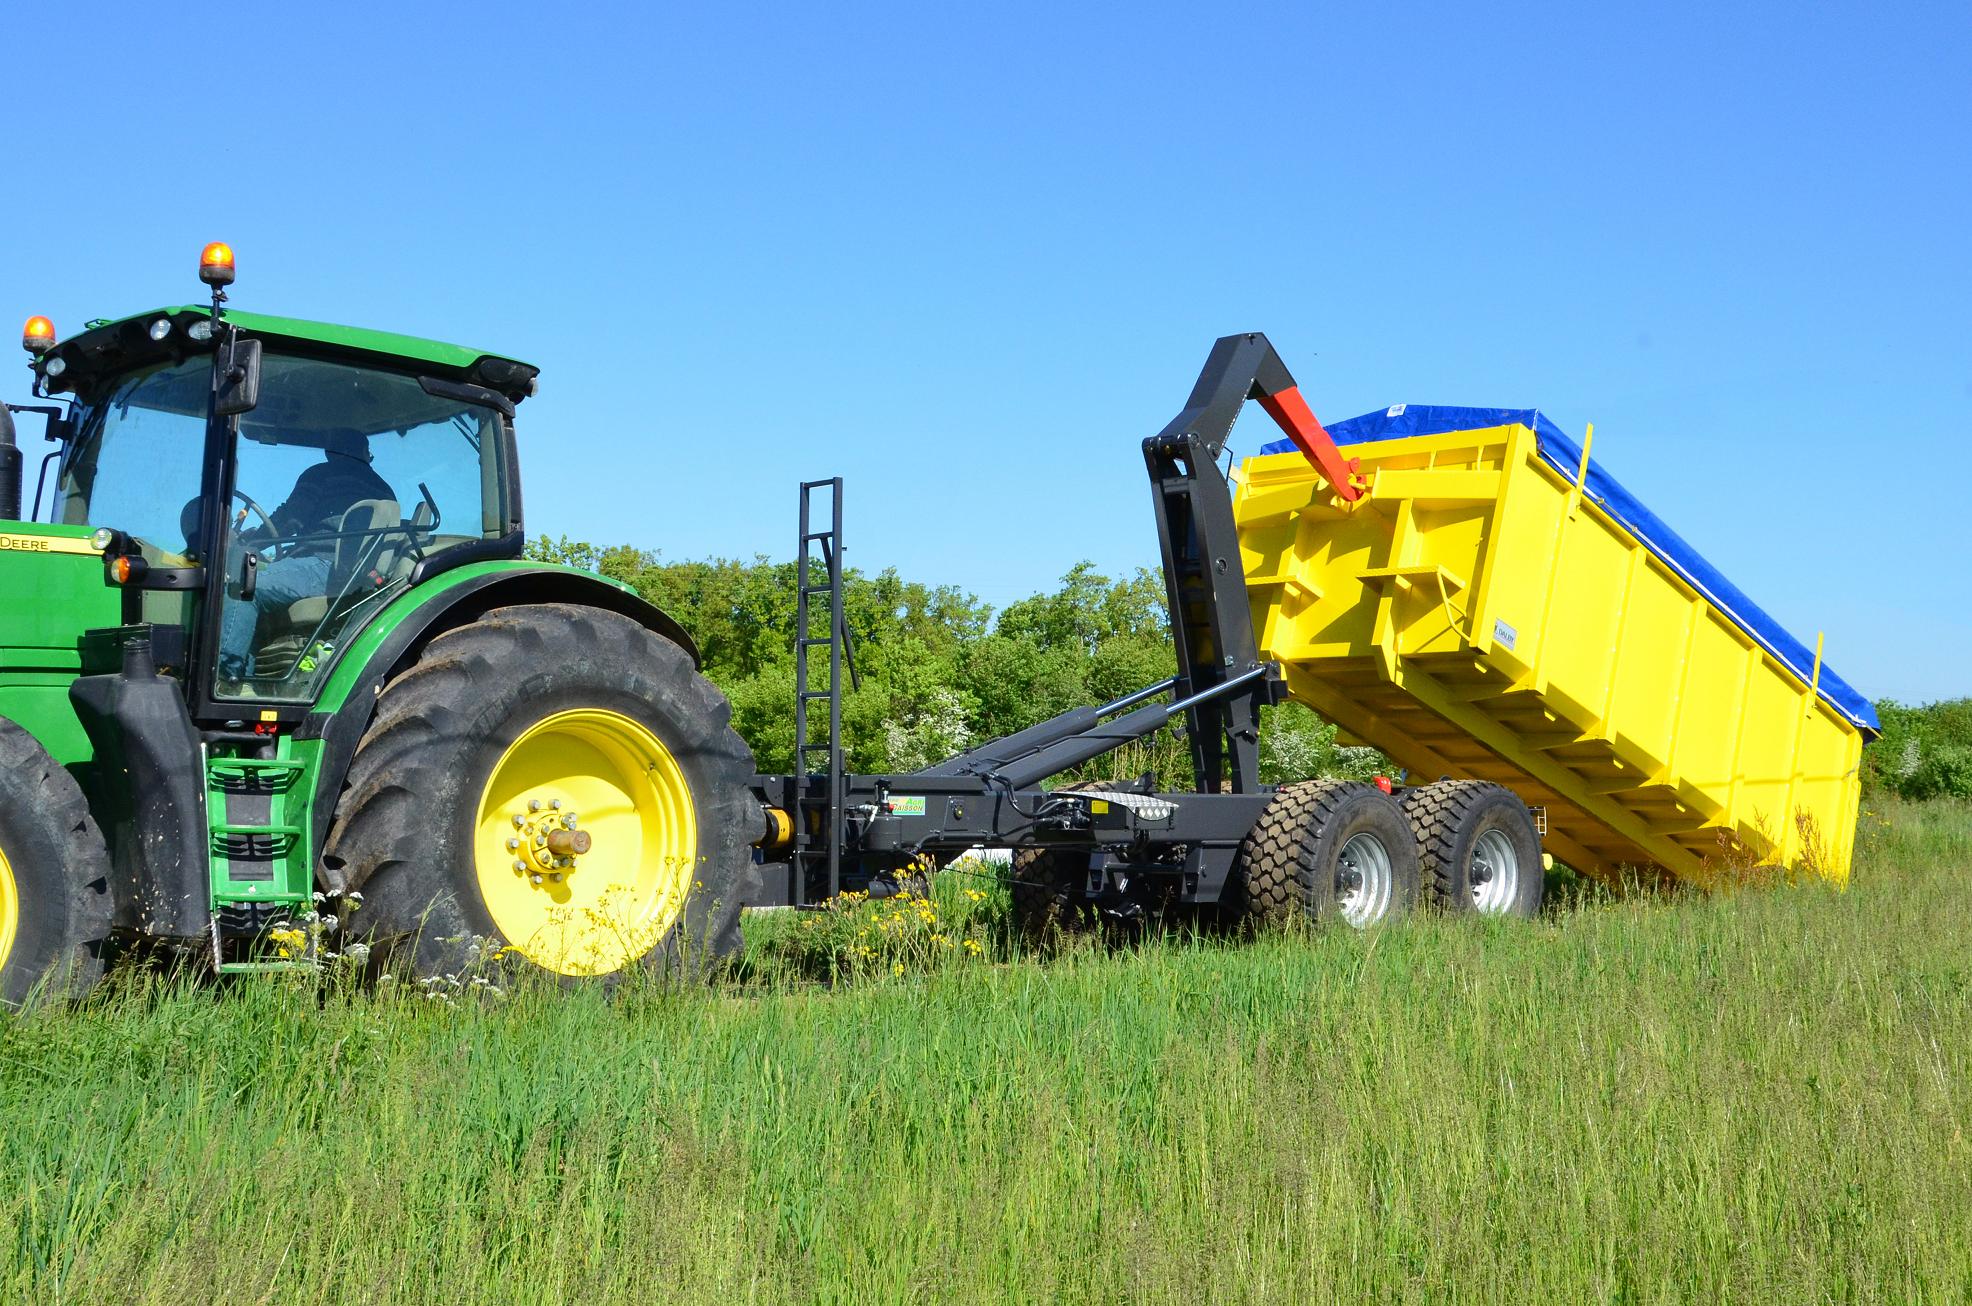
[{"x1": 20, "y1": 250, "x2": 534, "y2": 720}]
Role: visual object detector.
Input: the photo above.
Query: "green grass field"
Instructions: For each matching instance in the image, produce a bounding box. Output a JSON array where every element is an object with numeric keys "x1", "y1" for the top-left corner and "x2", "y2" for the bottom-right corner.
[{"x1": 4, "y1": 800, "x2": 1968, "y2": 1304}]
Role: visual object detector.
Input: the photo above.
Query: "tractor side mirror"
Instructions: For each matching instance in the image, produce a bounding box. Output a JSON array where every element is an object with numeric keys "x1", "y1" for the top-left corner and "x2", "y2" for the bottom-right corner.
[{"x1": 214, "y1": 335, "x2": 262, "y2": 416}]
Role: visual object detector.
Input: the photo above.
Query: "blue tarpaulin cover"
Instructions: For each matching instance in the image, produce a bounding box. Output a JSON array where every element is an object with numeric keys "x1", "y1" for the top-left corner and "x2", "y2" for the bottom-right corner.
[{"x1": 1259, "y1": 406, "x2": 1880, "y2": 737}]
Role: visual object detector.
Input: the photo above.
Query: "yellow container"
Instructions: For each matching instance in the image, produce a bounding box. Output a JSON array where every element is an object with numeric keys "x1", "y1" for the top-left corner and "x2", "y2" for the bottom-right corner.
[{"x1": 1233, "y1": 419, "x2": 1865, "y2": 886}]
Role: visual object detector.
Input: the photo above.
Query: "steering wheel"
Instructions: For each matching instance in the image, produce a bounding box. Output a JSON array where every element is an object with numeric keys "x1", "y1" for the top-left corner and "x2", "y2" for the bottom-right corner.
[{"x1": 231, "y1": 489, "x2": 291, "y2": 561}]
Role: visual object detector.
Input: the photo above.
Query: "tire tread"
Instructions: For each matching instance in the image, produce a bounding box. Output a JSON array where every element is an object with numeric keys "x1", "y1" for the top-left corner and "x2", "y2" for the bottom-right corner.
[
  {"x1": 1399, "y1": 779, "x2": 1540, "y2": 915},
  {"x1": 1232, "y1": 779, "x2": 1416, "y2": 924},
  {"x1": 0, "y1": 718, "x2": 114, "y2": 1006}
]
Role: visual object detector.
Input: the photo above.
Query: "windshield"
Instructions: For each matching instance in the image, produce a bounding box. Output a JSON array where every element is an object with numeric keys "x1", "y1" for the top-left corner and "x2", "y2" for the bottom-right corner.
[{"x1": 57, "y1": 349, "x2": 512, "y2": 704}]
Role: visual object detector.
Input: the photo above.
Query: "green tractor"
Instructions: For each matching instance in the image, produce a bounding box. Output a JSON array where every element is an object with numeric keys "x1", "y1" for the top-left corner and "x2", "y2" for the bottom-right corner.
[{"x1": 0, "y1": 245, "x2": 762, "y2": 1004}]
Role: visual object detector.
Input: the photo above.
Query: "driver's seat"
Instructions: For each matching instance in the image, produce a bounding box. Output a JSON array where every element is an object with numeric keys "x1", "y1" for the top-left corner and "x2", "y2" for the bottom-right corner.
[
  {"x1": 254, "y1": 499, "x2": 403, "y2": 679},
  {"x1": 319, "y1": 497, "x2": 405, "y2": 597}
]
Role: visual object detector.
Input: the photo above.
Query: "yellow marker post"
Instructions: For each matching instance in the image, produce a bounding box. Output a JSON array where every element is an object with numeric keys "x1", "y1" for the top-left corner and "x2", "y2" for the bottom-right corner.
[
  {"x1": 1779, "y1": 630, "x2": 1829, "y2": 868},
  {"x1": 1566, "y1": 422, "x2": 1594, "y2": 518}
]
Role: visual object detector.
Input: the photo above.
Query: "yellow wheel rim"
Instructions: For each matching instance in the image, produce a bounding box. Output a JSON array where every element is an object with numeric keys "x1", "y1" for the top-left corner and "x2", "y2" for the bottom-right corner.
[
  {"x1": 0, "y1": 842, "x2": 17, "y2": 976},
  {"x1": 473, "y1": 708, "x2": 698, "y2": 976}
]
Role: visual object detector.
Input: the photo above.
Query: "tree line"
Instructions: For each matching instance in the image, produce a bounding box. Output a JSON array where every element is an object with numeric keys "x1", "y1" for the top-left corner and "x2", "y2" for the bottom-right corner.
[
  {"x1": 528, "y1": 537, "x2": 1967, "y2": 801},
  {"x1": 526, "y1": 537, "x2": 1380, "y2": 788}
]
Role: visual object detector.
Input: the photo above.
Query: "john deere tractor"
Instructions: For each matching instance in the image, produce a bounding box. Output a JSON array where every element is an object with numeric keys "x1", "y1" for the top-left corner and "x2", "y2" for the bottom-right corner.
[{"x1": 0, "y1": 245, "x2": 761, "y2": 1003}]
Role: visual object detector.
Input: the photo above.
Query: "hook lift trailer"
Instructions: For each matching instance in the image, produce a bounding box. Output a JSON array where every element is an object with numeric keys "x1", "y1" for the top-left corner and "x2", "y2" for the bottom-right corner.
[{"x1": 755, "y1": 332, "x2": 1440, "y2": 929}]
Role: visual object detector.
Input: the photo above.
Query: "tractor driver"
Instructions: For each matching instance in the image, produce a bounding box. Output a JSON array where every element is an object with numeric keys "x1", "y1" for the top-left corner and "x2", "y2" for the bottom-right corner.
[{"x1": 217, "y1": 429, "x2": 395, "y2": 682}]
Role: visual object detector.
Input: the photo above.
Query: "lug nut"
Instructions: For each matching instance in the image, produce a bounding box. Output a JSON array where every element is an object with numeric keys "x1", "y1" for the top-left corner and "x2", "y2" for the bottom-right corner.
[
  {"x1": 550, "y1": 798, "x2": 561, "y2": 810},
  {"x1": 564, "y1": 813, "x2": 578, "y2": 828},
  {"x1": 528, "y1": 799, "x2": 542, "y2": 813},
  {"x1": 512, "y1": 860, "x2": 526, "y2": 873},
  {"x1": 550, "y1": 872, "x2": 563, "y2": 883},
  {"x1": 511, "y1": 814, "x2": 524, "y2": 829},
  {"x1": 530, "y1": 873, "x2": 543, "y2": 884},
  {"x1": 506, "y1": 837, "x2": 519, "y2": 851}
]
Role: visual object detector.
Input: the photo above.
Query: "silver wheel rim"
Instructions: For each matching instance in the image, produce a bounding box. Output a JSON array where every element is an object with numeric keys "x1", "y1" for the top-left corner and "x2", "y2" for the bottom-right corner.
[
  {"x1": 1336, "y1": 832, "x2": 1394, "y2": 927},
  {"x1": 1470, "y1": 828, "x2": 1520, "y2": 914}
]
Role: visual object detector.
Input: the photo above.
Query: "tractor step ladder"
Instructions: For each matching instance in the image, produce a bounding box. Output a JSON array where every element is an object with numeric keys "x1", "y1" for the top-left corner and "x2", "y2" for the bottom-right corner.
[
  {"x1": 792, "y1": 478, "x2": 858, "y2": 905},
  {"x1": 205, "y1": 746, "x2": 316, "y2": 974}
]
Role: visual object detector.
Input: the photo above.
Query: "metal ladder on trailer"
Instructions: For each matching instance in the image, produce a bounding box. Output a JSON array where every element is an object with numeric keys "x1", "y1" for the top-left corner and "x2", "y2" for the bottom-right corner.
[{"x1": 792, "y1": 478, "x2": 857, "y2": 904}]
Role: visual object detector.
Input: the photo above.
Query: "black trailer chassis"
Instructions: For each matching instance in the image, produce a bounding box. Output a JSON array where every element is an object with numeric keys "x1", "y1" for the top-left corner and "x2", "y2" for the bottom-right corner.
[{"x1": 755, "y1": 333, "x2": 1376, "y2": 912}]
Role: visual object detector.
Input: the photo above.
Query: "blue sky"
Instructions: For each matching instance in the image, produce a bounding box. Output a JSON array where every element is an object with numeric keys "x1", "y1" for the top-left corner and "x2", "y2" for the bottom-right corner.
[{"x1": 8, "y1": 0, "x2": 1968, "y2": 702}]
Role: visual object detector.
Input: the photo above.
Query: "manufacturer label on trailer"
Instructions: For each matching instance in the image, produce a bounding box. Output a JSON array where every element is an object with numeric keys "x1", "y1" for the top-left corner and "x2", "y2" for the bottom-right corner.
[
  {"x1": 884, "y1": 796, "x2": 927, "y2": 817},
  {"x1": 1493, "y1": 619, "x2": 1519, "y2": 651}
]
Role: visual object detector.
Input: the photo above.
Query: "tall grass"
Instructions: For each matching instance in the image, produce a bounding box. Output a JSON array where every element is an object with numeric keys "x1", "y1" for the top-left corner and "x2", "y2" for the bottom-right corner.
[{"x1": 3, "y1": 801, "x2": 1969, "y2": 1303}]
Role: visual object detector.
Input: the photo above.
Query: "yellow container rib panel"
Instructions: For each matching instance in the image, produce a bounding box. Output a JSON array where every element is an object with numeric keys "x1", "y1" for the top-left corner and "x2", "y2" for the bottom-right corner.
[{"x1": 1234, "y1": 422, "x2": 1864, "y2": 886}]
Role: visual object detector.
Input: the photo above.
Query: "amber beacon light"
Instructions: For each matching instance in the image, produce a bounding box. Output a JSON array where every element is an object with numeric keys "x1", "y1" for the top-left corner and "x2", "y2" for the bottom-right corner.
[
  {"x1": 21, "y1": 316, "x2": 55, "y2": 354},
  {"x1": 199, "y1": 241, "x2": 236, "y2": 287}
]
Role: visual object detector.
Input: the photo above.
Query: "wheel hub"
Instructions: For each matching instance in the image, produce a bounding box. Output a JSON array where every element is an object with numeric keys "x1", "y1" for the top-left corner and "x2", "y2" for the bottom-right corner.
[
  {"x1": 1335, "y1": 832, "x2": 1394, "y2": 928},
  {"x1": 504, "y1": 797, "x2": 595, "y2": 884},
  {"x1": 1470, "y1": 828, "x2": 1521, "y2": 913}
]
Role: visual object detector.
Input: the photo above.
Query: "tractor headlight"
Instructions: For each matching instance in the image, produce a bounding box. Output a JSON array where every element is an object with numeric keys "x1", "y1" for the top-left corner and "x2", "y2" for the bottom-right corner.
[
  {"x1": 187, "y1": 319, "x2": 214, "y2": 342},
  {"x1": 43, "y1": 355, "x2": 66, "y2": 378},
  {"x1": 148, "y1": 318, "x2": 173, "y2": 342},
  {"x1": 90, "y1": 527, "x2": 116, "y2": 552}
]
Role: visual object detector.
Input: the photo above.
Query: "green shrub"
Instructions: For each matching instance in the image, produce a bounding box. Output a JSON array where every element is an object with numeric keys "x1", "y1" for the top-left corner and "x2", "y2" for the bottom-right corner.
[
  {"x1": 1864, "y1": 698, "x2": 1972, "y2": 800},
  {"x1": 529, "y1": 539, "x2": 1390, "y2": 787}
]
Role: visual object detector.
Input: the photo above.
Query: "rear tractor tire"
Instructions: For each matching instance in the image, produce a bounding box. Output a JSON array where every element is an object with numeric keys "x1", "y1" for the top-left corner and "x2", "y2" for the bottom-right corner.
[
  {"x1": 1399, "y1": 780, "x2": 1543, "y2": 918},
  {"x1": 326, "y1": 604, "x2": 759, "y2": 982},
  {"x1": 0, "y1": 719, "x2": 115, "y2": 1008},
  {"x1": 1230, "y1": 780, "x2": 1420, "y2": 929}
]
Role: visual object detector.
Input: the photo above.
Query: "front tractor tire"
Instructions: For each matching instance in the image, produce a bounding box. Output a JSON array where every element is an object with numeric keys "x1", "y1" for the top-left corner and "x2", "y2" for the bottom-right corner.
[
  {"x1": 0, "y1": 719, "x2": 115, "y2": 1008},
  {"x1": 1230, "y1": 780, "x2": 1420, "y2": 929},
  {"x1": 326, "y1": 604, "x2": 758, "y2": 982}
]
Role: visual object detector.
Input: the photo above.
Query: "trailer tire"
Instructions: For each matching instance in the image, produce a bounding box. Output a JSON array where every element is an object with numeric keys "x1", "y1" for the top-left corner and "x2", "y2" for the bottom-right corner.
[
  {"x1": 1008, "y1": 847, "x2": 1098, "y2": 940},
  {"x1": 1400, "y1": 780, "x2": 1543, "y2": 917},
  {"x1": 0, "y1": 718, "x2": 114, "y2": 1009},
  {"x1": 326, "y1": 604, "x2": 759, "y2": 982},
  {"x1": 1230, "y1": 780, "x2": 1419, "y2": 928},
  {"x1": 1007, "y1": 777, "x2": 1123, "y2": 941}
]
